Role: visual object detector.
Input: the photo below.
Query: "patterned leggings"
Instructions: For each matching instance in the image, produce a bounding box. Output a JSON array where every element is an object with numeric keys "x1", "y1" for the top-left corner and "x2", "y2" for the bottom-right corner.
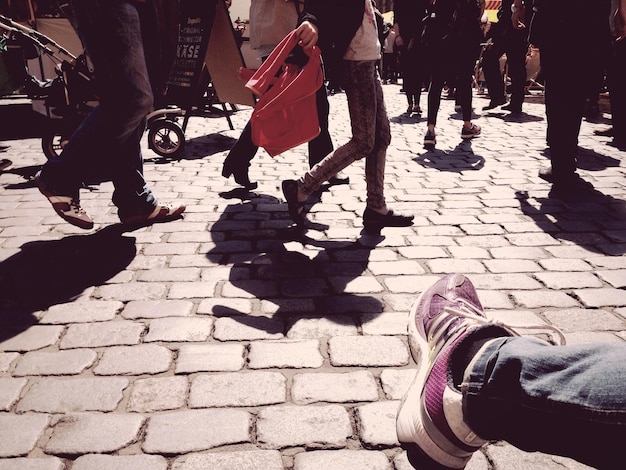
[{"x1": 299, "y1": 60, "x2": 390, "y2": 211}]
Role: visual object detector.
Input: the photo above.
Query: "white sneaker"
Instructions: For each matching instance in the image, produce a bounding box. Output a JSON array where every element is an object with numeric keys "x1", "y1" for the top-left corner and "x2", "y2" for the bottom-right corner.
[{"x1": 34, "y1": 171, "x2": 94, "y2": 229}]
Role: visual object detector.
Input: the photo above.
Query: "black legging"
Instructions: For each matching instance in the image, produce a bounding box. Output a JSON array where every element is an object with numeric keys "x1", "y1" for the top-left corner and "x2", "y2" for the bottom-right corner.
[{"x1": 426, "y1": 39, "x2": 479, "y2": 125}]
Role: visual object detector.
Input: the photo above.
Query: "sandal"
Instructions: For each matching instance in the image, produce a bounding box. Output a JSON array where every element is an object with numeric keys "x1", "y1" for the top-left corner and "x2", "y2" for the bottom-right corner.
[
  {"x1": 120, "y1": 203, "x2": 186, "y2": 226},
  {"x1": 281, "y1": 179, "x2": 306, "y2": 225}
]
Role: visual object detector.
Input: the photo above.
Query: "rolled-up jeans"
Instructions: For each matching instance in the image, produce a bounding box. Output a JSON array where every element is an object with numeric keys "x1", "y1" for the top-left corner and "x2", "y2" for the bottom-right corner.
[
  {"x1": 464, "y1": 336, "x2": 626, "y2": 469},
  {"x1": 40, "y1": 0, "x2": 156, "y2": 218}
]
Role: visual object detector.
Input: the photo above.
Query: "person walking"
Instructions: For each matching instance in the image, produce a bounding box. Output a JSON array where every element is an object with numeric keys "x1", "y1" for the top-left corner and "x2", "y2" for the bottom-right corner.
[
  {"x1": 392, "y1": 0, "x2": 429, "y2": 115},
  {"x1": 221, "y1": 0, "x2": 347, "y2": 190},
  {"x1": 532, "y1": 0, "x2": 613, "y2": 199},
  {"x1": 422, "y1": 0, "x2": 484, "y2": 149},
  {"x1": 397, "y1": 273, "x2": 626, "y2": 470},
  {"x1": 281, "y1": 0, "x2": 414, "y2": 232},
  {"x1": 34, "y1": 0, "x2": 185, "y2": 230},
  {"x1": 481, "y1": 0, "x2": 531, "y2": 114}
]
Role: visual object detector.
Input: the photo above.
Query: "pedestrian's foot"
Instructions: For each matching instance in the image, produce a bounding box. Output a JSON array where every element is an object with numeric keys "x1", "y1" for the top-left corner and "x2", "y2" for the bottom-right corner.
[
  {"x1": 501, "y1": 103, "x2": 522, "y2": 114},
  {"x1": 34, "y1": 171, "x2": 94, "y2": 229},
  {"x1": 482, "y1": 98, "x2": 506, "y2": 110},
  {"x1": 222, "y1": 160, "x2": 257, "y2": 190},
  {"x1": 120, "y1": 202, "x2": 186, "y2": 226},
  {"x1": 594, "y1": 127, "x2": 614, "y2": 137},
  {"x1": 548, "y1": 174, "x2": 600, "y2": 202},
  {"x1": 281, "y1": 179, "x2": 306, "y2": 226},
  {"x1": 537, "y1": 167, "x2": 555, "y2": 183},
  {"x1": 0, "y1": 158, "x2": 12, "y2": 172},
  {"x1": 363, "y1": 207, "x2": 414, "y2": 232},
  {"x1": 328, "y1": 172, "x2": 350, "y2": 185},
  {"x1": 423, "y1": 129, "x2": 436, "y2": 149},
  {"x1": 461, "y1": 124, "x2": 481, "y2": 139}
]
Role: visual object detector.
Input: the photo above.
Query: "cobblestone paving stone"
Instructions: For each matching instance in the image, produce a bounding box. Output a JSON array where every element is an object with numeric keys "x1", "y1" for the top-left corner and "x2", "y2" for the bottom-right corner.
[{"x1": 0, "y1": 82, "x2": 625, "y2": 469}]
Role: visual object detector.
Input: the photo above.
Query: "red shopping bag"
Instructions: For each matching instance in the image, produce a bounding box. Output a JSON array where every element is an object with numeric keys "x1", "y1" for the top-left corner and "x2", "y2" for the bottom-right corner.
[{"x1": 245, "y1": 30, "x2": 323, "y2": 157}]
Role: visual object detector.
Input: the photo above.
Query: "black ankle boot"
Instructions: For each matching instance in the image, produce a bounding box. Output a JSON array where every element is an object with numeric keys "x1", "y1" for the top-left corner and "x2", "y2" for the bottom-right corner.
[{"x1": 222, "y1": 161, "x2": 257, "y2": 190}]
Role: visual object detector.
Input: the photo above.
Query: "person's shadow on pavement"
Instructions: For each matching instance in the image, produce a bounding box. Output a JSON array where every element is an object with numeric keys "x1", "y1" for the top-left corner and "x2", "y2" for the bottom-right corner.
[
  {"x1": 415, "y1": 140, "x2": 485, "y2": 172},
  {"x1": 515, "y1": 189, "x2": 626, "y2": 256},
  {"x1": 0, "y1": 225, "x2": 136, "y2": 343},
  {"x1": 205, "y1": 196, "x2": 386, "y2": 335}
]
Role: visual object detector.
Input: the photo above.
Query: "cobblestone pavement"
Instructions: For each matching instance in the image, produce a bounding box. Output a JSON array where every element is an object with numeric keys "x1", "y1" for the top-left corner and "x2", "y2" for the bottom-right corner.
[{"x1": 0, "y1": 84, "x2": 625, "y2": 470}]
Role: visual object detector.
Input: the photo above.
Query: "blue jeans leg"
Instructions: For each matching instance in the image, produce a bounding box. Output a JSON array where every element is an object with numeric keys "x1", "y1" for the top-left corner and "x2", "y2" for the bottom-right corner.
[
  {"x1": 41, "y1": 0, "x2": 156, "y2": 217},
  {"x1": 464, "y1": 336, "x2": 626, "y2": 469}
]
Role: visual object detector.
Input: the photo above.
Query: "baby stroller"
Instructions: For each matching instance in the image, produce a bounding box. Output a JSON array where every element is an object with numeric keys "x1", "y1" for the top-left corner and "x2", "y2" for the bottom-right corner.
[{"x1": 0, "y1": 12, "x2": 96, "y2": 159}]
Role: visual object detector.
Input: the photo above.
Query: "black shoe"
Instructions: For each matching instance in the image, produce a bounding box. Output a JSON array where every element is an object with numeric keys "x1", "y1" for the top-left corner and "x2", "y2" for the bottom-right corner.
[
  {"x1": 222, "y1": 160, "x2": 257, "y2": 190},
  {"x1": 281, "y1": 179, "x2": 306, "y2": 225},
  {"x1": 482, "y1": 98, "x2": 507, "y2": 110},
  {"x1": 501, "y1": 104, "x2": 522, "y2": 114},
  {"x1": 363, "y1": 207, "x2": 414, "y2": 231},
  {"x1": 538, "y1": 167, "x2": 555, "y2": 183},
  {"x1": 594, "y1": 127, "x2": 614, "y2": 137},
  {"x1": 549, "y1": 175, "x2": 599, "y2": 202},
  {"x1": 328, "y1": 173, "x2": 350, "y2": 185},
  {"x1": 0, "y1": 159, "x2": 12, "y2": 172}
]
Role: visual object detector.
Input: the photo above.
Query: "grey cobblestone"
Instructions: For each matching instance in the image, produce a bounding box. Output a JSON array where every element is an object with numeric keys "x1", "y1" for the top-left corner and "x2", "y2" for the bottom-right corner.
[
  {"x1": 94, "y1": 344, "x2": 172, "y2": 375},
  {"x1": 190, "y1": 371, "x2": 286, "y2": 407},
  {"x1": 0, "y1": 377, "x2": 27, "y2": 410},
  {"x1": 175, "y1": 343, "x2": 245, "y2": 373},
  {"x1": 286, "y1": 316, "x2": 357, "y2": 338},
  {"x1": 0, "y1": 326, "x2": 64, "y2": 352},
  {"x1": 13, "y1": 349, "x2": 96, "y2": 376},
  {"x1": 292, "y1": 371, "x2": 378, "y2": 404},
  {"x1": 0, "y1": 353, "x2": 18, "y2": 373},
  {"x1": 0, "y1": 413, "x2": 49, "y2": 457},
  {"x1": 143, "y1": 409, "x2": 251, "y2": 454},
  {"x1": 1, "y1": 65, "x2": 625, "y2": 469},
  {"x1": 44, "y1": 413, "x2": 144, "y2": 455},
  {"x1": 357, "y1": 401, "x2": 401, "y2": 447},
  {"x1": 328, "y1": 336, "x2": 409, "y2": 367},
  {"x1": 72, "y1": 454, "x2": 168, "y2": 470},
  {"x1": 214, "y1": 316, "x2": 284, "y2": 341},
  {"x1": 0, "y1": 458, "x2": 65, "y2": 470},
  {"x1": 248, "y1": 339, "x2": 324, "y2": 369},
  {"x1": 121, "y1": 299, "x2": 194, "y2": 319},
  {"x1": 172, "y1": 450, "x2": 283, "y2": 470},
  {"x1": 257, "y1": 405, "x2": 351, "y2": 448},
  {"x1": 128, "y1": 376, "x2": 188, "y2": 412},
  {"x1": 144, "y1": 317, "x2": 213, "y2": 342},
  {"x1": 60, "y1": 321, "x2": 145, "y2": 349},
  {"x1": 40, "y1": 301, "x2": 122, "y2": 324},
  {"x1": 294, "y1": 450, "x2": 392, "y2": 470},
  {"x1": 16, "y1": 377, "x2": 128, "y2": 413}
]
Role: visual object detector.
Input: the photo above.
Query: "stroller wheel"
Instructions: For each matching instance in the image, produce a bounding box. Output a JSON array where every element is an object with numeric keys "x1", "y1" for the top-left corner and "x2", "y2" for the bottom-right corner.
[
  {"x1": 41, "y1": 122, "x2": 71, "y2": 159},
  {"x1": 147, "y1": 119, "x2": 185, "y2": 157}
]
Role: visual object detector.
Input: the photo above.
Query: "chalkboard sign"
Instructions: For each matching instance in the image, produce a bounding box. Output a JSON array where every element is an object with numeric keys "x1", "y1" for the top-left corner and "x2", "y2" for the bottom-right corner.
[{"x1": 165, "y1": 0, "x2": 217, "y2": 108}]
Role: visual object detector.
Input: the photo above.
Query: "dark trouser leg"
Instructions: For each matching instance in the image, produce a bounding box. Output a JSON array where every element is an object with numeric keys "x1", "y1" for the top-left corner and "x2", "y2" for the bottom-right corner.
[
  {"x1": 608, "y1": 39, "x2": 626, "y2": 143},
  {"x1": 541, "y1": 45, "x2": 584, "y2": 180},
  {"x1": 505, "y1": 38, "x2": 528, "y2": 110},
  {"x1": 308, "y1": 85, "x2": 333, "y2": 167},
  {"x1": 482, "y1": 43, "x2": 506, "y2": 103}
]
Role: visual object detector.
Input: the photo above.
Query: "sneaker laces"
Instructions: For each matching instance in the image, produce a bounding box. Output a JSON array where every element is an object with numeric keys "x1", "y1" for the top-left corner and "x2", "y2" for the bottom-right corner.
[
  {"x1": 68, "y1": 198, "x2": 87, "y2": 216},
  {"x1": 445, "y1": 298, "x2": 567, "y2": 347}
]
